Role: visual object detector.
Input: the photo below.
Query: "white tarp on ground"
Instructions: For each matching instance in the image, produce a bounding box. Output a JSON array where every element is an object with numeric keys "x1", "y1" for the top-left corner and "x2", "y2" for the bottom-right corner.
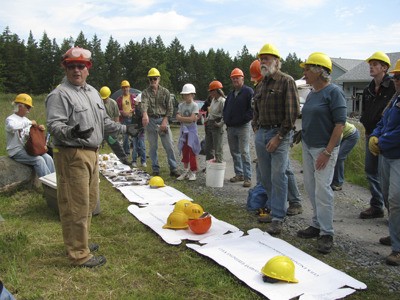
[
  {"x1": 127, "y1": 204, "x2": 242, "y2": 245},
  {"x1": 120, "y1": 185, "x2": 192, "y2": 206},
  {"x1": 187, "y1": 228, "x2": 367, "y2": 300}
]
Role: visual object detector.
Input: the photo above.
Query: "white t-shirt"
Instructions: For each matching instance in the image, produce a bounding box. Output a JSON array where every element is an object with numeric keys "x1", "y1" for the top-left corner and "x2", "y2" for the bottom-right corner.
[
  {"x1": 5, "y1": 113, "x2": 32, "y2": 156},
  {"x1": 178, "y1": 101, "x2": 199, "y2": 125}
]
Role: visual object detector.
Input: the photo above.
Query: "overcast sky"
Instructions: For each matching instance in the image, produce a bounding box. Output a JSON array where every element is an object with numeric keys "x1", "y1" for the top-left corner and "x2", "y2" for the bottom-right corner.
[{"x1": 1, "y1": 0, "x2": 400, "y2": 61}]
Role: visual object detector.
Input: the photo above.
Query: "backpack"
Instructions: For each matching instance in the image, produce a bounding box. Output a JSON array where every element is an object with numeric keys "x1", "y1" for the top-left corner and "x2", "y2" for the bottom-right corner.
[
  {"x1": 25, "y1": 126, "x2": 47, "y2": 156},
  {"x1": 246, "y1": 183, "x2": 268, "y2": 211}
]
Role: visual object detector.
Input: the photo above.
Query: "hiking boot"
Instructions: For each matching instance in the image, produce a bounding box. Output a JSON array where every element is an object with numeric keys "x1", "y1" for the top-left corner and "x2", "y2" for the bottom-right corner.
[
  {"x1": 243, "y1": 180, "x2": 251, "y2": 188},
  {"x1": 266, "y1": 220, "x2": 282, "y2": 235},
  {"x1": 177, "y1": 169, "x2": 189, "y2": 181},
  {"x1": 317, "y1": 235, "x2": 333, "y2": 254},
  {"x1": 80, "y1": 255, "x2": 107, "y2": 268},
  {"x1": 379, "y1": 236, "x2": 392, "y2": 246},
  {"x1": 287, "y1": 203, "x2": 303, "y2": 216},
  {"x1": 230, "y1": 175, "x2": 244, "y2": 183},
  {"x1": 386, "y1": 251, "x2": 400, "y2": 266},
  {"x1": 258, "y1": 213, "x2": 272, "y2": 223},
  {"x1": 297, "y1": 226, "x2": 320, "y2": 239},
  {"x1": 331, "y1": 184, "x2": 342, "y2": 191},
  {"x1": 255, "y1": 207, "x2": 270, "y2": 216},
  {"x1": 188, "y1": 171, "x2": 196, "y2": 181},
  {"x1": 170, "y1": 169, "x2": 181, "y2": 178},
  {"x1": 359, "y1": 207, "x2": 384, "y2": 219}
]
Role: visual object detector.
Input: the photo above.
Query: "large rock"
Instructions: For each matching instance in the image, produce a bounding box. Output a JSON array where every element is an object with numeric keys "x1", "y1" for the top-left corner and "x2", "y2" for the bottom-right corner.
[{"x1": 0, "y1": 156, "x2": 38, "y2": 192}]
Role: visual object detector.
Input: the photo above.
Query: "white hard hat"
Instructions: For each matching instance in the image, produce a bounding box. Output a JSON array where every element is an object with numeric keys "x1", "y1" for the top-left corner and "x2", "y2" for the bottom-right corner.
[
  {"x1": 135, "y1": 93, "x2": 142, "y2": 102},
  {"x1": 180, "y1": 83, "x2": 196, "y2": 94}
]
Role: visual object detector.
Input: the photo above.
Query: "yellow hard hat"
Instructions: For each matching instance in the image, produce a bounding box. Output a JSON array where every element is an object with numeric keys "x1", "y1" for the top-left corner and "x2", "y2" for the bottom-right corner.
[
  {"x1": 261, "y1": 256, "x2": 298, "y2": 283},
  {"x1": 162, "y1": 211, "x2": 189, "y2": 229},
  {"x1": 366, "y1": 51, "x2": 391, "y2": 67},
  {"x1": 390, "y1": 59, "x2": 400, "y2": 73},
  {"x1": 14, "y1": 93, "x2": 33, "y2": 108},
  {"x1": 149, "y1": 176, "x2": 165, "y2": 188},
  {"x1": 121, "y1": 80, "x2": 130, "y2": 87},
  {"x1": 99, "y1": 86, "x2": 111, "y2": 99},
  {"x1": 184, "y1": 203, "x2": 204, "y2": 219},
  {"x1": 300, "y1": 52, "x2": 332, "y2": 73},
  {"x1": 148, "y1": 67, "x2": 161, "y2": 77},
  {"x1": 173, "y1": 199, "x2": 193, "y2": 212},
  {"x1": 258, "y1": 43, "x2": 281, "y2": 59}
]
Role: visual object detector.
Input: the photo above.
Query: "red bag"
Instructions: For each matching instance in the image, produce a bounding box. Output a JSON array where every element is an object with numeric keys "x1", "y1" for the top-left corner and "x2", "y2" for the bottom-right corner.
[{"x1": 25, "y1": 126, "x2": 47, "y2": 156}]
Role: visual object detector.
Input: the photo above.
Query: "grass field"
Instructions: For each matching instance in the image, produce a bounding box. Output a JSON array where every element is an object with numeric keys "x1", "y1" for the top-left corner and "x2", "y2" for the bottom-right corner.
[{"x1": 1, "y1": 93, "x2": 388, "y2": 299}]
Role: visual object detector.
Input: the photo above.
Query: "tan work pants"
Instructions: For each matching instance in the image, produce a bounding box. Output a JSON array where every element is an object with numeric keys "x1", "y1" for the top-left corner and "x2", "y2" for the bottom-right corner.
[{"x1": 53, "y1": 147, "x2": 99, "y2": 265}]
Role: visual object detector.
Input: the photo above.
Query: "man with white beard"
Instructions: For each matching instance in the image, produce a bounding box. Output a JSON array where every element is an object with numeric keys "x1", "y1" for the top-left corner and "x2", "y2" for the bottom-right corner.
[{"x1": 252, "y1": 43, "x2": 299, "y2": 235}]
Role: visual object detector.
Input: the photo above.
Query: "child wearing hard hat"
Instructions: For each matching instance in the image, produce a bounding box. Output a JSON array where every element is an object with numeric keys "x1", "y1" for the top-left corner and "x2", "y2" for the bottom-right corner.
[{"x1": 176, "y1": 83, "x2": 201, "y2": 181}]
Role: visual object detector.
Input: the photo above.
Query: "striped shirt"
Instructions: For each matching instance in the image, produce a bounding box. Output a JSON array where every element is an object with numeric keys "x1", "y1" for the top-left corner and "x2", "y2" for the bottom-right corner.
[{"x1": 253, "y1": 70, "x2": 299, "y2": 137}]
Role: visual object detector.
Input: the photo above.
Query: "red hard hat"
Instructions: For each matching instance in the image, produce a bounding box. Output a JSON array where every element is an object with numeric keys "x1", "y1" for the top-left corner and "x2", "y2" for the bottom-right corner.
[
  {"x1": 188, "y1": 214, "x2": 212, "y2": 234},
  {"x1": 208, "y1": 80, "x2": 223, "y2": 91},
  {"x1": 230, "y1": 68, "x2": 244, "y2": 78},
  {"x1": 250, "y1": 60, "x2": 263, "y2": 82},
  {"x1": 62, "y1": 47, "x2": 93, "y2": 69}
]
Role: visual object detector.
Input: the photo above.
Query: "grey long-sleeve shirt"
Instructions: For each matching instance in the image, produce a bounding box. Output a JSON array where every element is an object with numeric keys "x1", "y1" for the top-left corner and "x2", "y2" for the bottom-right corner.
[{"x1": 46, "y1": 80, "x2": 126, "y2": 148}]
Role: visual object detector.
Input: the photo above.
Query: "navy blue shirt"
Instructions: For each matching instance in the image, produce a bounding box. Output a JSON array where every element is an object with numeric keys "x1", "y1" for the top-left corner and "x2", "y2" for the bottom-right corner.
[{"x1": 223, "y1": 85, "x2": 254, "y2": 127}]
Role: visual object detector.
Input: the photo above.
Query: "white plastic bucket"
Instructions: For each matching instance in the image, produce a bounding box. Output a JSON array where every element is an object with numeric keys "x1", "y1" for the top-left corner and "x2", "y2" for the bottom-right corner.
[{"x1": 206, "y1": 160, "x2": 226, "y2": 188}]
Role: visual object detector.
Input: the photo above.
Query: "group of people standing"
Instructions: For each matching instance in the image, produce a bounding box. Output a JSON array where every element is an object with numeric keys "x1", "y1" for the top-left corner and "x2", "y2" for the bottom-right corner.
[{"x1": 5, "y1": 43, "x2": 400, "y2": 268}]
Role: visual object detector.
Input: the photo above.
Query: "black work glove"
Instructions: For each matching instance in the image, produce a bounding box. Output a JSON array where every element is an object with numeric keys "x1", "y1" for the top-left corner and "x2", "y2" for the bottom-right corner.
[
  {"x1": 70, "y1": 124, "x2": 94, "y2": 139},
  {"x1": 126, "y1": 124, "x2": 139, "y2": 137},
  {"x1": 291, "y1": 130, "x2": 302, "y2": 147}
]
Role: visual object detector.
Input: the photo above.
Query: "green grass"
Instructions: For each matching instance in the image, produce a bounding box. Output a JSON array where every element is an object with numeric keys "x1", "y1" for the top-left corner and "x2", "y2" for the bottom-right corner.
[{"x1": 0, "y1": 94, "x2": 393, "y2": 299}]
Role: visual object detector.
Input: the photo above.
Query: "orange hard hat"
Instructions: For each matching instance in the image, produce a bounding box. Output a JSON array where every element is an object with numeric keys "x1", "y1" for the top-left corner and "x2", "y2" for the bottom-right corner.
[
  {"x1": 188, "y1": 214, "x2": 212, "y2": 234},
  {"x1": 250, "y1": 60, "x2": 263, "y2": 82},
  {"x1": 208, "y1": 80, "x2": 223, "y2": 91},
  {"x1": 62, "y1": 46, "x2": 92, "y2": 69},
  {"x1": 230, "y1": 68, "x2": 244, "y2": 78}
]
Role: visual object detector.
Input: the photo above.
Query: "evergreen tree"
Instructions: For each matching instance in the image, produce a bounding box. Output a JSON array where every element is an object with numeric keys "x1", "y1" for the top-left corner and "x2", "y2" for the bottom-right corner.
[
  {"x1": 104, "y1": 36, "x2": 124, "y2": 92},
  {"x1": 281, "y1": 52, "x2": 303, "y2": 80},
  {"x1": 38, "y1": 32, "x2": 56, "y2": 93},
  {"x1": 167, "y1": 37, "x2": 186, "y2": 94},
  {"x1": 26, "y1": 31, "x2": 40, "y2": 94},
  {"x1": 89, "y1": 34, "x2": 106, "y2": 89}
]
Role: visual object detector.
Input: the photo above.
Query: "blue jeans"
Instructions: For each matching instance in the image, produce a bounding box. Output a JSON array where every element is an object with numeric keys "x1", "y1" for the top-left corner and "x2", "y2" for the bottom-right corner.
[
  {"x1": 287, "y1": 160, "x2": 301, "y2": 204},
  {"x1": 132, "y1": 131, "x2": 146, "y2": 164},
  {"x1": 145, "y1": 117, "x2": 178, "y2": 172},
  {"x1": 11, "y1": 148, "x2": 55, "y2": 178},
  {"x1": 332, "y1": 129, "x2": 360, "y2": 186},
  {"x1": 365, "y1": 138, "x2": 385, "y2": 209},
  {"x1": 227, "y1": 123, "x2": 252, "y2": 180},
  {"x1": 379, "y1": 156, "x2": 400, "y2": 252},
  {"x1": 122, "y1": 117, "x2": 132, "y2": 155},
  {"x1": 302, "y1": 142, "x2": 339, "y2": 235},
  {"x1": 255, "y1": 128, "x2": 291, "y2": 221}
]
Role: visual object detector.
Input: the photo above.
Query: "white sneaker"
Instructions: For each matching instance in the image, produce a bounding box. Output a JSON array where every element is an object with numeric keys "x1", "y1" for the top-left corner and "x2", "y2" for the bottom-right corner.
[
  {"x1": 142, "y1": 162, "x2": 147, "y2": 168},
  {"x1": 131, "y1": 162, "x2": 137, "y2": 168},
  {"x1": 177, "y1": 170, "x2": 189, "y2": 181},
  {"x1": 188, "y1": 171, "x2": 196, "y2": 181}
]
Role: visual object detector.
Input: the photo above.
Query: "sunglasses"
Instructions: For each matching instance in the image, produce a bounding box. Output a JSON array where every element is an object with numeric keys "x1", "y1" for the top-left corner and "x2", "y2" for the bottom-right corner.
[
  {"x1": 392, "y1": 74, "x2": 400, "y2": 80},
  {"x1": 66, "y1": 63, "x2": 86, "y2": 70},
  {"x1": 149, "y1": 77, "x2": 158, "y2": 81}
]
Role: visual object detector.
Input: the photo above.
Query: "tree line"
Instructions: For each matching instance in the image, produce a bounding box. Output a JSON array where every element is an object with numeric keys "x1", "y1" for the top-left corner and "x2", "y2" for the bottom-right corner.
[{"x1": 0, "y1": 26, "x2": 304, "y2": 100}]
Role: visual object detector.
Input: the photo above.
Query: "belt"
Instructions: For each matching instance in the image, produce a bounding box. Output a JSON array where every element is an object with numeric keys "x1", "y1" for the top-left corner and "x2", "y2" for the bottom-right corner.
[
  {"x1": 149, "y1": 114, "x2": 165, "y2": 118},
  {"x1": 60, "y1": 145, "x2": 99, "y2": 152},
  {"x1": 260, "y1": 124, "x2": 281, "y2": 129}
]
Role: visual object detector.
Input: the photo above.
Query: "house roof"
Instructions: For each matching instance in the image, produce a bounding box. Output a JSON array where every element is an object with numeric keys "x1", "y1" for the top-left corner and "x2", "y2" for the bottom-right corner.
[
  {"x1": 335, "y1": 52, "x2": 400, "y2": 83},
  {"x1": 332, "y1": 58, "x2": 363, "y2": 72}
]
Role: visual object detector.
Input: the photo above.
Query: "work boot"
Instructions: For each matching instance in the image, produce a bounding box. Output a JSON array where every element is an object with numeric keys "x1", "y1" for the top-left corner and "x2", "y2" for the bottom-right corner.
[
  {"x1": 359, "y1": 206, "x2": 384, "y2": 219},
  {"x1": 287, "y1": 203, "x2": 303, "y2": 216},
  {"x1": 386, "y1": 251, "x2": 400, "y2": 266},
  {"x1": 258, "y1": 213, "x2": 272, "y2": 223},
  {"x1": 243, "y1": 180, "x2": 251, "y2": 188},
  {"x1": 266, "y1": 220, "x2": 282, "y2": 235},
  {"x1": 255, "y1": 207, "x2": 270, "y2": 216},
  {"x1": 230, "y1": 175, "x2": 244, "y2": 182},
  {"x1": 177, "y1": 169, "x2": 189, "y2": 181},
  {"x1": 297, "y1": 226, "x2": 320, "y2": 239},
  {"x1": 170, "y1": 169, "x2": 181, "y2": 178},
  {"x1": 317, "y1": 235, "x2": 334, "y2": 254},
  {"x1": 379, "y1": 236, "x2": 392, "y2": 246},
  {"x1": 331, "y1": 184, "x2": 342, "y2": 191},
  {"x1": 79, "y1": 255, "x2": 107, "y2": 268}
]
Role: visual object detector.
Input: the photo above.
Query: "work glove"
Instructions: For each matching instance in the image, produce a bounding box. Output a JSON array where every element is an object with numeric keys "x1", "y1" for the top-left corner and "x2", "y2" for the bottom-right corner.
[
  {"x1": 126, "y1": 124, "x2": 139, "y2": 137},
  {"x1": 70, "y1": 124, "x2": 94, "y2": 139},
  {"x1": 368, "y1": 136, "x2": 380, "y2": 156},
  {"x1": 290, "y1": 130, "x2": 302, "y2": 147}
]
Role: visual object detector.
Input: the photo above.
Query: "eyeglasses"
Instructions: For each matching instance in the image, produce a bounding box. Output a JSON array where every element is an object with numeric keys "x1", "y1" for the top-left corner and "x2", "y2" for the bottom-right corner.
[
  {"x1": 149, "y1": 77, "x2": 158, "y2": 81},
  {"x1": 393, "y1": 74, "x2": 400, "y2": 80},
  {"x1": 66, "y1": 63, "x2": 86, "y2": 70},
  {"x1": 24, "y1": 104, "x2": 31, "y2": 110}
]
